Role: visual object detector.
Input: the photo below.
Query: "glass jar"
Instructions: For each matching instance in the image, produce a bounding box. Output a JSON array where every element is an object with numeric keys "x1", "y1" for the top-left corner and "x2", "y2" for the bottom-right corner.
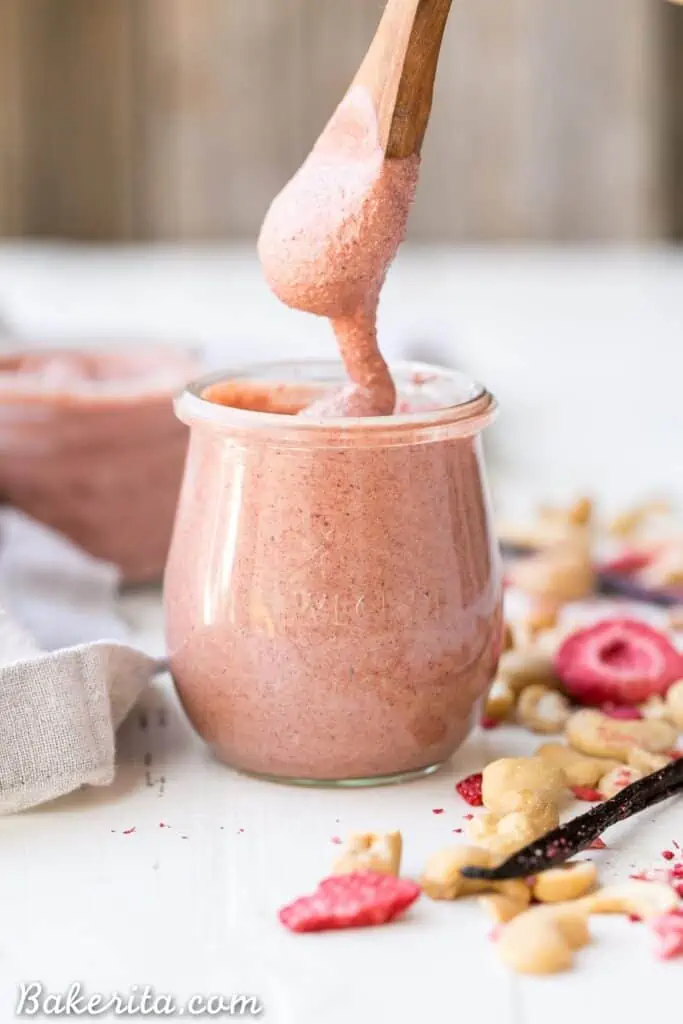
[{"x1": 165, "y1": 360, "x2": 503, "y2": 785}]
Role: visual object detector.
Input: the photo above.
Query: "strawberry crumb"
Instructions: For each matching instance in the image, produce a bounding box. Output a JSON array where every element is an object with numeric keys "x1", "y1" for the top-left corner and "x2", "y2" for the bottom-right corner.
[
  {"x1": 330, "y1": 836, "x2": 343, "y2": 844},
  {"x1": 159, "y1": 821, "x2": 170, "y2": 829},
  {"x1": 455, "y1": 773, "x2": 484, "y2": 807},
  {"x1": 662, "y1": 850, "x2": 675, "y2": 861},
  {"x1": 588, "y1": 837, "x2": 607, "y2": 850},
  {"x1": 628, "y1": 914, "x2": 642, "y2": 923},
  {"x1": 488, "y1": 925, "x2": 503, "y2": 942},
  {"x1": 480, "y1": 716, "x2": 499, "y2": 730},
  {"x1": 432, "y1": 808, "x2": 445, "y2": 815},
  {"x1": 463, "y1": 814, "x2": 474, "y2": 821},
  {"x1": 668, "y1": 750, "x2": 683, "y2": 760},
  {"x1": 571, "y1": 785, "x2": 603, "y2": 802},
  {"x1": 122, "y1": 827, "x2": 136, "y2": 836},
  {"x1": 452, "y1": 828, "x2": 463, "y2": 834}
]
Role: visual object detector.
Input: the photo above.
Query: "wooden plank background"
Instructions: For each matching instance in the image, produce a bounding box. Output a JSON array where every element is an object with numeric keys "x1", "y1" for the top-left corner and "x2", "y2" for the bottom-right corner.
[{"x1": 0, "y1": 0, "x2": 680, "y2": 242}]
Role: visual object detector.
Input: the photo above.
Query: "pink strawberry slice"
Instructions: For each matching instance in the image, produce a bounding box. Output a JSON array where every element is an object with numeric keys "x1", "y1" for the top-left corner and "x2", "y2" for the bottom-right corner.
[{"x1": 554, "y1": 618, "x2": 683, "y2": 706}]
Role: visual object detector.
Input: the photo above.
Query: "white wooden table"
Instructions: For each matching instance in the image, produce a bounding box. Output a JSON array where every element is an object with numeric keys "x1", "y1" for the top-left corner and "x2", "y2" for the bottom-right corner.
[{"x1": 0, "y1": 245, "x2": 682, "y2": 1021}]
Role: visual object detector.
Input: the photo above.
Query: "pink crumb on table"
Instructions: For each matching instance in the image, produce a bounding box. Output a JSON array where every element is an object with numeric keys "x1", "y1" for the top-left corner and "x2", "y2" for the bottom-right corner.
[
  {"x1": 432, "y1": 808, "x2": 444, "y2": 815},
  {"x1": 463, "y1": 814, "x2": 474, "y2": 821},
  {"x1": 121, "y1": 827, "x2": 136, "y2": 836},
  {"x1": 330, "y1": 836, "x2": 343, "y2": 844},
  {"x1": 588, "y1": 837, "x2": 607, "y2": 850},
  {"x1": 662, "y1": 850, "x2": 675, "y2": 861},
  {"x1": 480, "y1": 716, "x2": 499, "y2": 730}
]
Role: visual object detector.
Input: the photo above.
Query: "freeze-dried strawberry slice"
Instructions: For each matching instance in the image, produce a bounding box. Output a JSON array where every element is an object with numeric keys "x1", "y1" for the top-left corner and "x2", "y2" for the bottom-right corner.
[
  {"x1": 649, "y1": 910, "x2": 683, "y2": 960},
  {"x1": 554, "y1": 618, "x2": 683, "y2": 705},
  {"x1": 455, "y1": 772, "x2": 483, "y2": 806},
  {"x1": 278, "y1": 871, "x2": 420, "y2": 933}
]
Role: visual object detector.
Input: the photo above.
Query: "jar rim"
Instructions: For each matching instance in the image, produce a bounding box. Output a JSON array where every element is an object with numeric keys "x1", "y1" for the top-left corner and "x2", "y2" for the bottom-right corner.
[{"x1": 176, "y1": 359, "x2": 497, "y2": 446}]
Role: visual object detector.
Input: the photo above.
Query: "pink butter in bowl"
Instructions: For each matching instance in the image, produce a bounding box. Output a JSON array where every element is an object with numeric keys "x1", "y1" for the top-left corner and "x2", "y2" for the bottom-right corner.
[{"x1": 0, "y1": 345, "x2": 199, "y2": 584}]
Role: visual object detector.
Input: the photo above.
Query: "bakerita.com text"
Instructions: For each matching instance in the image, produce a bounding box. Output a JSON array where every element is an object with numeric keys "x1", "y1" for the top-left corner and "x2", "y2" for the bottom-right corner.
[{"x1": 16, "y1": 982, "x2": 263, "y2": 1017}]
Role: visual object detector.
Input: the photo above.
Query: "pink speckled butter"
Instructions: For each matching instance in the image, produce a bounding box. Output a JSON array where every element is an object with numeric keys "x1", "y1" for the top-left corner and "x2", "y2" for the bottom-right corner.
[{"x1": 258, "y1": 86, "x2": 418, "y2": 417}]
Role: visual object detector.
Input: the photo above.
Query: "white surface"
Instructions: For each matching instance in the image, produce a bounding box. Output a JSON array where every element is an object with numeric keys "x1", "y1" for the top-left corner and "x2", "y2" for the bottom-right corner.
[{"x1": 0, "y1": 245, "x2": 682, "y2": 1021}]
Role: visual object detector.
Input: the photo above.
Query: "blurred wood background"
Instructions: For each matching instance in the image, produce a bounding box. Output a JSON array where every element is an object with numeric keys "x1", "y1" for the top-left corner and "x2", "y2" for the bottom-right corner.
[{"x1": 0, "y1": 0, "x2": 681, "y2": 242}]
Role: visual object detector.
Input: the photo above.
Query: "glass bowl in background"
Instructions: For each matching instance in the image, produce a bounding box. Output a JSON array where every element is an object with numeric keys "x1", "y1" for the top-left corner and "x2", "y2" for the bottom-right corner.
[{"x1": 0, "y1": 344, "x2": 200, "y2": 584}]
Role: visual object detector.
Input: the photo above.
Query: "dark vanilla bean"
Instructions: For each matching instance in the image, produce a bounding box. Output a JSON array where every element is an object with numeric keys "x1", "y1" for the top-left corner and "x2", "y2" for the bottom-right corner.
[{"x1": 461, "y1": 758, "x2": 683, "y2": 881}]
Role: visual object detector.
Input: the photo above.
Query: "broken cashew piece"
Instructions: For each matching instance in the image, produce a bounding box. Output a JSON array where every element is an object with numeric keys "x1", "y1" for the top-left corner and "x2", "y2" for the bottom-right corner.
[
  {"x1": 665, "y1": 678, "x2": 683, "y2": 729},
  {"x1": 496, "y1": 904, "x2": 591, "y2": 975},
  {"x1": 597, "y1": 765, "x2": 644, "y2": 799},
  {"x1": 420, "y1": 846, "x2": 493, "y2": 900},
  {"x1": 566, "y1": 709, "x2": 677, "y2": 761},
  {"x1": 532, "y1": 861, "x2": 598, "y2": 904},
  {"x1": 479, "y1": 886, "x2": 531, "y2": 924},
  {"x1": 535, "y1": 742, "x2": 619, "y2": 788},
  {"x1": 484, "y1": 677, "x2": 516, "y2": 722},
  {"x1": 482, "y1": 757, "x2": 566, "y2": 815},
  {"x1": 332, "y1": 831, "x2": 402, "y2": 876},
  {"x1": 580, "y1": 880, "x2": 678, "y2": 920},
  {"x1": 517, "y1": 684, "x2": 571, "y2": 734}
]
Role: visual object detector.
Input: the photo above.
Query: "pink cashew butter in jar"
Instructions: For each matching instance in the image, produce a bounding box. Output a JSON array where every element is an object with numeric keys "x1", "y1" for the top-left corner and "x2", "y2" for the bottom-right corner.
[
  {"x1": 0, "y1": 345, "x2": 197, "y2": 584},
  {"x1": 164, "y1": 359, "x2": 503, "y2": 784}
]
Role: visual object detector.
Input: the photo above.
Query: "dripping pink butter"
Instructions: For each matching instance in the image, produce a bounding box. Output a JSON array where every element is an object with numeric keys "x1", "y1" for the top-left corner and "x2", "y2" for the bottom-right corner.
[{"x1": 258, "y1": 86, "x2": 418, "y2": 417}]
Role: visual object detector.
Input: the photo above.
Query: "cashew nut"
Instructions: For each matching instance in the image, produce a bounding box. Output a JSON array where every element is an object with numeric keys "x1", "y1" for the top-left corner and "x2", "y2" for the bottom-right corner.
[
  {"x1": 509, "y1": 539, "x2": 595, "y2": 604},
  {"x1": 420, "y1": 846, "x2": 532, "y2": 907},
  {"x1": 517, "y1": 684, "x2": 571, "y2": 734},
  {"x1": 535, "y1": 742, "x2": 619, "y2": 787},
  {"x1": 626, "y1": 746, "x2": 671, "y2": 775},
  {"x1": 532, "y1": 861, "x2": 598, "y2": 903},
  {"x1": 566, "y1": 709, "x2": 677, "y2": 761},
  {"x1": 496, "y1": 904, "x2": 591, "y2": 975},
  {"x1": 597, "y1": 765, "x2": 644, "y2": 799},
  {"x1": 581, "y1": 881, "x2": 678, "y2": 920},
  {"x1": 665, "y1": 678, "x2": 683, "y2": 729},
  {"x1": 497, "y1": 646, "x2": 560, "y2": 694},
  {"x1": 484, "y1": 677, "x2": 516, "y2": 722},
  {"x1": 482, "y1": 757, "x2": 566, "y2": 815},
  {"x1": 639, "y1": 695, "x2": 672, "y2": 722},
  {"x1": 333, "y1": 831, "x2": 402, "y2": 876},
  {"x1": 467, "y1": 796, "x2": 560, "y2": 860},
  {"x1": 608, "y1": 500, "x2": 671, "y2": 538}
]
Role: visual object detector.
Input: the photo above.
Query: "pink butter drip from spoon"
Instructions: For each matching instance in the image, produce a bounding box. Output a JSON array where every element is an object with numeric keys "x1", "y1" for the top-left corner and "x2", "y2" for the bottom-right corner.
[{"x1": 258, "y1": 85, "x2": 419, "y2": 417}]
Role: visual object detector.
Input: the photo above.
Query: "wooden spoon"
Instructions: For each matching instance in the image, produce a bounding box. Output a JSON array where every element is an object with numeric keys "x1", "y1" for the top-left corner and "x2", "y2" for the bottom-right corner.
[{"x1": 353, "y1": 0, "x2": 453, "y2": 158}]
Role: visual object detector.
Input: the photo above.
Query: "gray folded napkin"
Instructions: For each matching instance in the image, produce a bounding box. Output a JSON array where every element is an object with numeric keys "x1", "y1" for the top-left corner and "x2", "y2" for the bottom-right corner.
[{"x1": 0, "y1": 509, "x2": 160, "y2": 813}]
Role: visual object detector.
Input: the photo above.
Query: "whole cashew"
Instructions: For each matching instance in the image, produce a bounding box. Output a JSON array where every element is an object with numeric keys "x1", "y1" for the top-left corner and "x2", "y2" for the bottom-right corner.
[
  {"x1": 580, "y1": 881, "x2": 678, "y2": 920},
  {"x1": 566, "y1": 709, "x2": 677, "y2": 761},
  {"x1": 420, "y1": 846, "x2": 532, "y2": 907},
  {"x1": 517, "y1": 684, "x2": 571, "y2": 734},
  {"x1": 482, "y1": 757, "x2": 566, "y2": 815},
  {"x1": 535, "y1": 742, "x2": 619, "y2": 787},
  {"x1": 496, "y1": 904, "x2": 591, "y2": 975},
  {"x1": 597, "y1": 765, "x2": 644, "y2": 799},
  {"x1": 467, "y1": 794, "x2": 560, "y2": 860},
  {"x1": 532, "y1": 861, "x2": 598, "y2": 904}
]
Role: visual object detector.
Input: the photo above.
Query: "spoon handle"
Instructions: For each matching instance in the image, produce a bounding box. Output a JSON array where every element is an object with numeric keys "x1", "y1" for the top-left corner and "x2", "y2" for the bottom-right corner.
[{"x1": 354, "y1": 0, "x2": 453, "y2": 158}]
